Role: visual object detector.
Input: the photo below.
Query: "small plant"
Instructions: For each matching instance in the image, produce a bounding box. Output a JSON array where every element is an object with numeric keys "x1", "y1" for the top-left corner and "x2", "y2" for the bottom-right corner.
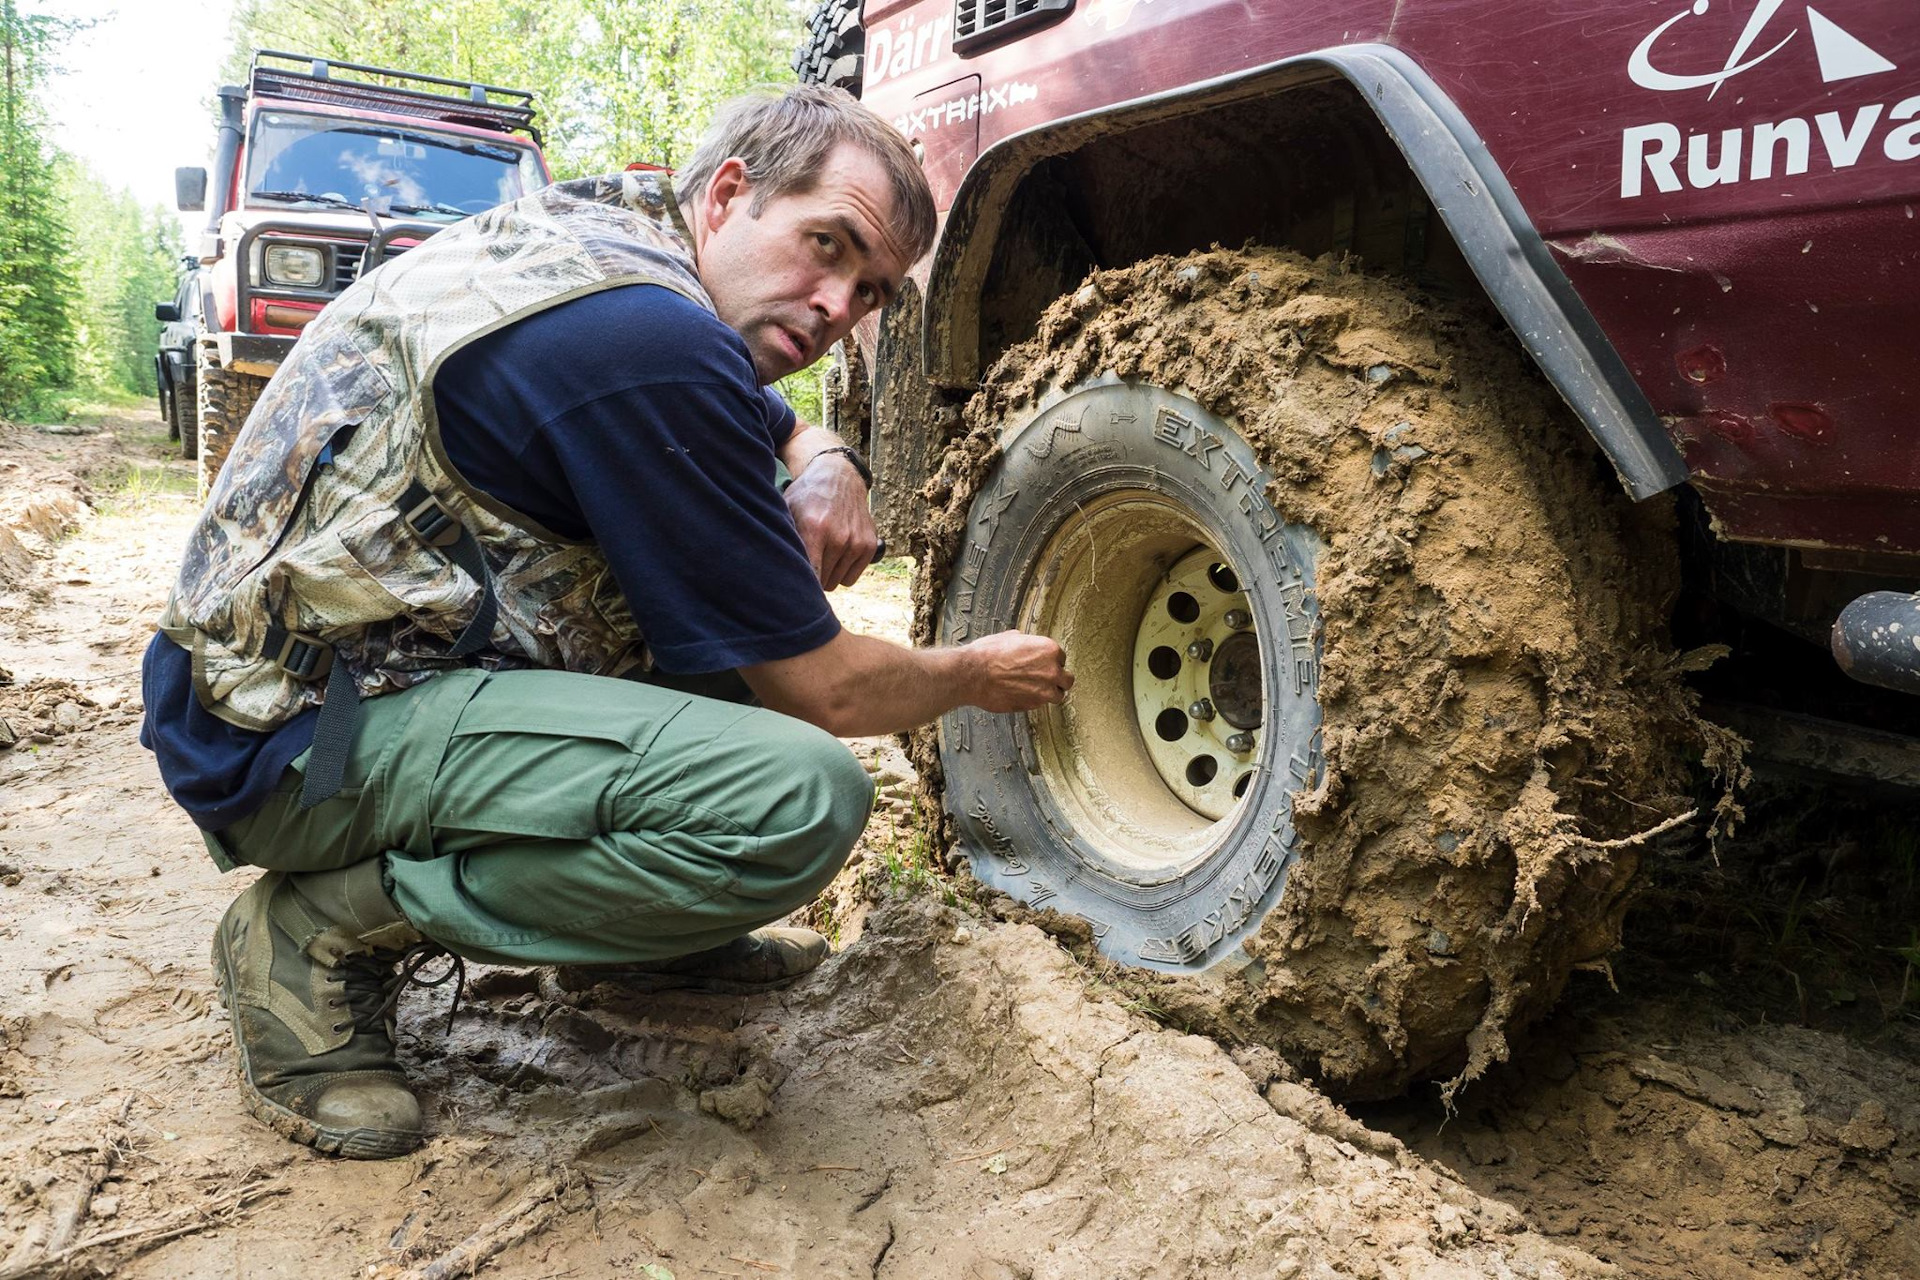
[
  {"x1": 867, "y1": 793, "x2": 946, "y2": 900},
  {"x1": 95, "y1": 459, "x2": 194, "y2": 514}
]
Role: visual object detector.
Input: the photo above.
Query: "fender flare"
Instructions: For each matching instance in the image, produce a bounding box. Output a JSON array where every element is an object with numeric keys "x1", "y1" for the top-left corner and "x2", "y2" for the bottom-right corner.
[{"x1": 921, "y1": 42, "x2": 1687, "y2": 501}]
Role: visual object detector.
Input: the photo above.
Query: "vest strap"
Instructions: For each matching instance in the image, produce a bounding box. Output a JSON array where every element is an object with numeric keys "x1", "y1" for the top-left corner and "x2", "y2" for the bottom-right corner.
[
  {"x1": 299, "y1": 659, "x2": 360, "y2": 810},
  {"x1": 398, "y1": 481, "x2": 499, "y2": 659},
  {"x1": 399, "y1": 483, "x2": 462, "y2": 549},
  {"x1": 294, "y1": 482, "x2": 500, "y2": 810}
]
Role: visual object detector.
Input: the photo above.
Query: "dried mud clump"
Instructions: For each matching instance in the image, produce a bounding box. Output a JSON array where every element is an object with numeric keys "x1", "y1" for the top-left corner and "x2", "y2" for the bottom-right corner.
[{"x1": 909, "y1": 247, "x2": 1740, "y2": 1098}]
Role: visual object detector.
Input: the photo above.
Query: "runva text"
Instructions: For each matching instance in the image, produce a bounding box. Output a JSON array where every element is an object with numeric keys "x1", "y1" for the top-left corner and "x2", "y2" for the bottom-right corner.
[{"x1": 1620, "y1": 94, "x2": 1920, "y2": 197}]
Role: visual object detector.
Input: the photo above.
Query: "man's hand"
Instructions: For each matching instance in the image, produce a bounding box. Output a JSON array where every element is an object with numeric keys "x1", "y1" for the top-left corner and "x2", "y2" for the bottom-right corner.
[
  {"x1": 964, "y1": 630, "x2": 1073, "y2": 712},
  {"x1": 784, "y1": 453, "x2": 877, "y2": 588}
]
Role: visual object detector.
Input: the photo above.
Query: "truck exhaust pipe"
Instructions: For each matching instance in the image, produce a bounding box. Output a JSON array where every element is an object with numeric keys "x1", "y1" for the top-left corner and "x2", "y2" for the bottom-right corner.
[{"x1": 1832, "y1": 591, "x2": 1920, "y2": 695}]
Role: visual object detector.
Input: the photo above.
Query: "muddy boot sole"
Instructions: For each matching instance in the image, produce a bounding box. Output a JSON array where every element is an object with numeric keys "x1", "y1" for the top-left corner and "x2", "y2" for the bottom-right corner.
[
  {"x1": 210, "y1": 935, "x2": 422, "y2": 1160},
  {"x1": 550, "y1": 966, "x2": 818, "y2": 996}
]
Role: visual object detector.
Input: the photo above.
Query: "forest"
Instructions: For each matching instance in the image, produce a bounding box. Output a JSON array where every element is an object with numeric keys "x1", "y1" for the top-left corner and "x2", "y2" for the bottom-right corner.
[{"x1": 0, "y1": 0, "x2": 805, "y2": 420}]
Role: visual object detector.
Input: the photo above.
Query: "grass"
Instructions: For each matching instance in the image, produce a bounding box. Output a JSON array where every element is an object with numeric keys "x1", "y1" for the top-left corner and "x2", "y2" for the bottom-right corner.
[
  {"x1": 8, "y1": 385, "x2": 148, "y2": 425},
  {"x1": 94, "y1": 457, "x2": 196, "y2": 515},
  {"x1": 871, "y1": 791, "x2": 944, "y2": 900}
]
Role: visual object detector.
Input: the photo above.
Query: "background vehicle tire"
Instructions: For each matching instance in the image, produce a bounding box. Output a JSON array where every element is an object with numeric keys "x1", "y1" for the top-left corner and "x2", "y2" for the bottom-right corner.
[
  {"x1": 792, "y1": 0, "x2": 863, "y2": 93},
  {"x1": 195, "y1": 345, "x2": 264, "y2": 497},
  {"x1": 174, "y1": 375, "x2": 199, "y2": 461},
  {"x1": 915, "y1": 248, "x2": 1729, "y2": 1098}
]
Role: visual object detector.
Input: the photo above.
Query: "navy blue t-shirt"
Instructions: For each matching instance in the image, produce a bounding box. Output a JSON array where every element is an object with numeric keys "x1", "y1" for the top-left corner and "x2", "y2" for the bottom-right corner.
[{"x1": 141, "y1": 285, "x2": 838, "y2": 830}]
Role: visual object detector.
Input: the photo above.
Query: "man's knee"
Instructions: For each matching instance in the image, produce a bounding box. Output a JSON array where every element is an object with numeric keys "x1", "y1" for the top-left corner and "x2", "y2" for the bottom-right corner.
[{"x1": 789, "y1": 724, "x2": 875, "y2": 857}]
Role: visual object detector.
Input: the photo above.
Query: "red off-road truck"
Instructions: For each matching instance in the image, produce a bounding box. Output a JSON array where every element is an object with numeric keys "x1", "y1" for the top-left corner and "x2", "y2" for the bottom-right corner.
[
  {"x1": 798, "y1": 0, "x2": 1920, "y2": 1095},
  {"x1": 166, "y1": 51, "x2": 550, "y2": 492}
]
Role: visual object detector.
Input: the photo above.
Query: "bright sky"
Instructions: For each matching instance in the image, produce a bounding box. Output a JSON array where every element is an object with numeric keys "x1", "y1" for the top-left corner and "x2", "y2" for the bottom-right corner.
[{"x1": 30, "y1": 0, "x2": 240, "y2": 239}]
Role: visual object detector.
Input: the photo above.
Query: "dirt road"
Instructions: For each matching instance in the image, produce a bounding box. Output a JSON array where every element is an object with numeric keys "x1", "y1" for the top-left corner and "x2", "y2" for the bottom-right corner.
[{"x1": 1, "y1": 410, "x2": 1914, "y2": 1278}]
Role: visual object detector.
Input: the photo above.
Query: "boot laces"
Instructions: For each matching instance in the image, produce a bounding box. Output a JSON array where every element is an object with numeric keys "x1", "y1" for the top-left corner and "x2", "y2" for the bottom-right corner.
[{"x1": 337, "y1": 942, "x2": 466, "y2": 1036}]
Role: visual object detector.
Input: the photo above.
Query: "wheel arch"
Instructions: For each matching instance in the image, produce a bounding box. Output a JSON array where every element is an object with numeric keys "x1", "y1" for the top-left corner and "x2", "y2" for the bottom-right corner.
[{"x1": 919, "y1": 43, "x2": 1686, "y2": 501}]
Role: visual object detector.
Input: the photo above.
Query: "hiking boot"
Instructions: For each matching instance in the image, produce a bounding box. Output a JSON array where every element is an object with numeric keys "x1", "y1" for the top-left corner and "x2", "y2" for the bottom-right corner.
[
  {"x1": 210, "y1": 859, "x2": 432, "y2": 1159},
  {"x1": 556, "y1": 926, "x2": 832, "y2": 994}
]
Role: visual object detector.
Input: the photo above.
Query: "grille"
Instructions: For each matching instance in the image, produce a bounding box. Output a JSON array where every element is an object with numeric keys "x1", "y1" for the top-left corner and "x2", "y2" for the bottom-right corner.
[
  {"x1": 331, "y1": 240, "x2": 413, "y2": 293},
  {"x1": 331, "y1": 250, "x2": 361, "y2": 293},
  {"x1": 953, "y1": 0, "x2": 1071, "y2": 51}
]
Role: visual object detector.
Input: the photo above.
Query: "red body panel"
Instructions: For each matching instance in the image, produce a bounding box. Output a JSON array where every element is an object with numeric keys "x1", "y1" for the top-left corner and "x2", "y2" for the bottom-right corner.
[{"x1": 862, "y1": 0, "x2": 1920, "y2": 552}]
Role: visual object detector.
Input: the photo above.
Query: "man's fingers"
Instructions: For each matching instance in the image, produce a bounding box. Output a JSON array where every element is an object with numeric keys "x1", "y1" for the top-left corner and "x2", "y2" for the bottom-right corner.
[{"x1": 838, "y1": 550, "x2": 871, "y2": 588}]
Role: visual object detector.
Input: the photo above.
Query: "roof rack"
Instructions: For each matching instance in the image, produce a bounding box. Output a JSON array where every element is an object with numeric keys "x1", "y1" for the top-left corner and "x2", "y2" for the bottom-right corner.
[{"x1": 248, "y1": 50, "x2": 541, "y2": 143}]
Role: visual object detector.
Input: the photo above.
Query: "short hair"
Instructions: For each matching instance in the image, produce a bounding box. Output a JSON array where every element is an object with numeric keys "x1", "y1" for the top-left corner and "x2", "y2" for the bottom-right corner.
[{"x1": 675, "y1": 84, "x2": 937, "y2": 266}]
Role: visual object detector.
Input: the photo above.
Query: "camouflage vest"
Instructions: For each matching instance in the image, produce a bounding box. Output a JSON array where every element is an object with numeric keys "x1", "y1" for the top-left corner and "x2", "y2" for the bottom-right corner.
[{"x1": 159, "y1": 172, "x2": 709, "y2": 732}]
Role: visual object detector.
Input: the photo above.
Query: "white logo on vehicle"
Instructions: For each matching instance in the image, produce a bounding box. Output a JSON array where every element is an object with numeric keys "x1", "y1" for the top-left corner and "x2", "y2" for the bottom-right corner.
[
  {"x1": 893, "y1": 81, "x2": 1040, "y2": 138},
  {"x1": 1618, "y1": 1, "x2": 1914, "y2": 198},
  {"x1": 1628, "y1": 0, "x2": 1895, "y2": 98}
]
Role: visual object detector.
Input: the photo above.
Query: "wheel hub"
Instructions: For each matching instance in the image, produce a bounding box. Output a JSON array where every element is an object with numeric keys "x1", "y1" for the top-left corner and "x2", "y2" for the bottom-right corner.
[{"x1": 1132, "y1": 548, "x2": 1263, "y2": 820}]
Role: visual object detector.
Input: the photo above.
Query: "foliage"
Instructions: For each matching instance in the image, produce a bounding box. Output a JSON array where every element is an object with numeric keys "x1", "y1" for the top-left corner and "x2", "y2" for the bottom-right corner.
[
  {"x1": 224, "y1": 2, "x2": 824, "y2": 415},
  {"x1": 775, "y1": 366, "x2": 824, "y2": 424},
  {"x1": 8, "y1": 0, "x2": 819, "y2": 420},
  {"x1": 223, "y1": 0, "x2": 807, "y2": 178},
  {"x1": 59, "y1": 160, "x2": 184, "y2": 400},
  {"x1": 0, "y1": 0, "x2": 82, "y2": 416}
]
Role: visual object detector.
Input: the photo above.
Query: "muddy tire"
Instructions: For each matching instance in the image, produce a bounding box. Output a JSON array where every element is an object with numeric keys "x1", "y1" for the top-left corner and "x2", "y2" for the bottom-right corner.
[
  {"x1": 793, "y1": 0, "x2": 863, "y2": 93},
  {"x1": 195, "y1": 346, "x2": 265, "y2": 497},
  {"x1": 174, "y1": 375, "x2": 199, "y2": 461},
  {"x1": 916, "y1": 248, "x2": 1718, "y2": 1098}
]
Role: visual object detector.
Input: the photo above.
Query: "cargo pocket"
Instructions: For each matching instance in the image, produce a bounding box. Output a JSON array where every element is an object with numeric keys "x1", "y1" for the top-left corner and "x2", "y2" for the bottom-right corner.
[
  {"x1": 271, "y1": 528, "x2": 411, "y2": 633},
  {"x1": 428, "y1": 670, "x2": 694, "y2": 842},
  {"x1": 331, "y1": 505, "x2": 483, "y2": 644}
]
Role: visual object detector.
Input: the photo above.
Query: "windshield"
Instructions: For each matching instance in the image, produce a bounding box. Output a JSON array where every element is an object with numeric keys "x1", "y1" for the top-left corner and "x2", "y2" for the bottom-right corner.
[{"x1": 244, "y1": 111, "x2": 544, "y2": 220}]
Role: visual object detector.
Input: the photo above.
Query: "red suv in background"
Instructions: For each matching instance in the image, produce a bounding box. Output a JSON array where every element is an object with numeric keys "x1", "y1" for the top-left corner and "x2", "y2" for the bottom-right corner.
[{"x1": 171, "y1": 51, "x2": 550, "y2": 492}]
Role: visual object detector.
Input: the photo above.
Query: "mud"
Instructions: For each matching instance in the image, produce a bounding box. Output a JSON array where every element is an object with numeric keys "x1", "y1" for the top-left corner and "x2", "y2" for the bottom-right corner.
[
  {"x1": 0, "y1": 409, "x2": 1621, "y2": 1279},
  {"x1": 1364, "y1": 996, "x2": 1920, "y2": 1277},
  {"x1": 0, "y1": 428, "x2": 88, "y2": 592},
  {"x1": 0, "y1": 410, "x2": 1914, "y2": 1277},
  {"x1": 908, "y1": 248, "x2": 1742, "y2": 1098}
]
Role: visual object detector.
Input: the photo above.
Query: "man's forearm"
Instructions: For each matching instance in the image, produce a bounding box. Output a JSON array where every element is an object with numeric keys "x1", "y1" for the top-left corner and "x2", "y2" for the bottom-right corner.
[
  {"x1": 744, "y1": 627, "x2": 1070, "y2": 738},
  {"x1": 755, "y1": 632, "x2": 973, "y2": 737}
]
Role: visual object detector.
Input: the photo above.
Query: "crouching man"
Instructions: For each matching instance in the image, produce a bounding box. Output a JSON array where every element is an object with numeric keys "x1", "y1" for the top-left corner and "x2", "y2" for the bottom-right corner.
[{"x1": 140, "y1": 85, "x2": 1070, "y2": 1158}]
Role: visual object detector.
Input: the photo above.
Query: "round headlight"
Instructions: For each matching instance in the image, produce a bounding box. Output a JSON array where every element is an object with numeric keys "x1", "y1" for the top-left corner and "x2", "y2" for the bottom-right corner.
[{"x1": 263, "y1": 244, "x2": 326, "y2": 288}]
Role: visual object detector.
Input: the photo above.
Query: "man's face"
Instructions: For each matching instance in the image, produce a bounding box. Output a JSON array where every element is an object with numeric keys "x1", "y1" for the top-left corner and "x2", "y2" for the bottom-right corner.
[{"x1": 693, "y1": 142, "x2": 913, "y2": 385}]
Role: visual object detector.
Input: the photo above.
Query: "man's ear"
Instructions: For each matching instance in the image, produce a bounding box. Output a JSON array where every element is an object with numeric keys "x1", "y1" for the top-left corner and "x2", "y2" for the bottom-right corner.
[{"x1": 704, "y1": 157, "x2": 752, "y2": 233}]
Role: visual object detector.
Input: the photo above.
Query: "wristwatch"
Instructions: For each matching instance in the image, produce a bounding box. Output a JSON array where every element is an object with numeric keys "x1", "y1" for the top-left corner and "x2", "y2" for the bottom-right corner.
[{"x1": 812, "y1": 444, "x2": 873, "y2": 488}]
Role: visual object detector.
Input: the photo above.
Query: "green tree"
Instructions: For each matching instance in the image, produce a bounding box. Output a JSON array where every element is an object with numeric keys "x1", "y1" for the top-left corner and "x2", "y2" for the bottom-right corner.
[
  {"x1": 0, "y1": 0, "x2": 81, "y2": 415},
  {"x1": 225, "y1": 0, "x2": 804, "y2": 177},
  {"x1": 61, "y1": 160, "x2": 183, "y2": 397},
  {"x1": 220, "y1": 0, "x2": 825, "y2": 415}
]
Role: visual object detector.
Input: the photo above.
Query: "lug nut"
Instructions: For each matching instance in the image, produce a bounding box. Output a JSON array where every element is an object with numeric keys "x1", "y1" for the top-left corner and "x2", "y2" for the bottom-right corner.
[
  {"x1": 1224, "y1": 609, "x2": 1251, "y2": 630},
  {"x1": 1226, "y1": 732, "x2": 1255, "y2": 754},
  {"x1": 1186, "y1": 638, "x2": 1214, "y2": 662},
  {"x1": 1188, "y1": 698, "x2": 1216, "y2": 722}
]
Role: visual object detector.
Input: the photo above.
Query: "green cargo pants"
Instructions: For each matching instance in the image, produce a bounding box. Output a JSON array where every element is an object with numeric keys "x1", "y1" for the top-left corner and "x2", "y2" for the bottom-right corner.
[{"x1": 208, "y1": 667, "x2": 874, "y2": 967}]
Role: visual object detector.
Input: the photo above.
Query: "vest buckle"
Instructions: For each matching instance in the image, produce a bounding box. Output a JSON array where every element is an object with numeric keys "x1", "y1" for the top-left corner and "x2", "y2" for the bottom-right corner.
[
  {"x1": 401, "y1": 490, "x2": 461, "y2": 548},
  {"x1": 271, "y1": 629, "x2": 334, "y2": 681}
]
